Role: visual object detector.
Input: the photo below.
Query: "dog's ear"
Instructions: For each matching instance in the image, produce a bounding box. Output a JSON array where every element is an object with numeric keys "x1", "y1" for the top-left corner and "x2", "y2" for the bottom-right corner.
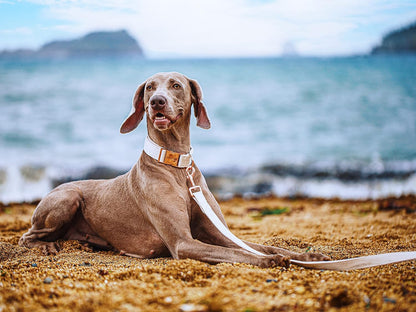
[
  {"x1": 189, "y1": 78, "x2": 211, "y2": 129},
  {"x1": 120, "y1": 82, "x2": 146, "y2": 134}
]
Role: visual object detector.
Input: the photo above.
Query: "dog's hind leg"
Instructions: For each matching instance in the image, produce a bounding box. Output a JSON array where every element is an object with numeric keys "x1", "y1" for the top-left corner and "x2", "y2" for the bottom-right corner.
[{"x1": 19, "y1": 183, "x2": 84, "y2": 255}]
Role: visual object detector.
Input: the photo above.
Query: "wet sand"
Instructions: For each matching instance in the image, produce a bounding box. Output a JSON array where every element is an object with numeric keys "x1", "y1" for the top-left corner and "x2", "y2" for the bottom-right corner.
[{"x1": 1, "y1": 196, "x2": 415, "y2": 311}]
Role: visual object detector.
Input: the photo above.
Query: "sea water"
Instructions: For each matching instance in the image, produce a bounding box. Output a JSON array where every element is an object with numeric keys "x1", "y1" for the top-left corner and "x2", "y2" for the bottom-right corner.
[{"x1": 0, "y1": 56, "x2": 415, "y2": 202}]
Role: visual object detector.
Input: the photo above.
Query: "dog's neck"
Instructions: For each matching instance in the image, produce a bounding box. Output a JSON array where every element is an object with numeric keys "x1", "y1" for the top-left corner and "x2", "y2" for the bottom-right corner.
[{"x1": 146, "y1": 114, "x2": 191, "y2": 154}]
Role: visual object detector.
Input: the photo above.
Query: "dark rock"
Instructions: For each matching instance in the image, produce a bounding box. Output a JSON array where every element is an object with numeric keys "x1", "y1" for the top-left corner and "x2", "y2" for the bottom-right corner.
[
  {"x1": 98, "y1": 269, "x2": 109, "y2": 276},
  {"x1": 383, "y1": 297, "x2": 397, "y2": 304},
  {"x1": 43, "y1": 277, "x2": 53, "y2": 284},
  {"x1": 378, "y1": 196, "x2": 416, "y2": 213},
  {"x1": 52, "y1": 165, "x2": 127, "y2": 188},
  {"x1": 84, "y1": 166, "x2": 127, "y2": 180},
  {"x1": 261, "y1": 161, "x2": 416, "y2": 182},
  {"x1": 329, "y1": 288, "x2": 353, "y2": 307},
  {"x1": 204, "y1": 172, "x2": 273, "y2": 199}
]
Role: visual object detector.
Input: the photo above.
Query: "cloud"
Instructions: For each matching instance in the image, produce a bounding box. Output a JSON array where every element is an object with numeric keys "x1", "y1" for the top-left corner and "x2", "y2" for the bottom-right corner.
[
  {"x1": 37, "y1": 0, "x2": 284, "y2": 56},
  {"x1": 0, "y1": 27, "x2": 33, "y2": 35},
  {"x1": 6, "y1": 0, "x2": 416, "y2": 56}
]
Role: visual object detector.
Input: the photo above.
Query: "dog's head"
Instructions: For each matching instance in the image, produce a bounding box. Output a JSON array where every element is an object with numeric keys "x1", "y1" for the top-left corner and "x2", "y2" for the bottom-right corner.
[{"x1": 120, "y1": 72, "x2": 210, "y2": 133}]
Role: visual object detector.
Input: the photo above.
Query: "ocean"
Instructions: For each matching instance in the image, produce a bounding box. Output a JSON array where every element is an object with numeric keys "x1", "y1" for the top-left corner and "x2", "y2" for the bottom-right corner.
[{"x1": 1, "y1": 56, "x2": 415, "y2": 202}]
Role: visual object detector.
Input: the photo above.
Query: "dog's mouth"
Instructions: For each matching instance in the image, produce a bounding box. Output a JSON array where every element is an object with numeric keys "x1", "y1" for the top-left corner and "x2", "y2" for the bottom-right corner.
[
  {"x1": 153, "y1": 113, "x2": 170, "y2": 128},
  {"x1": 155, "y1": 112, "x2": 167, "y2": 120},
  {"x1": 152, "y1": 112, "x2": 182, "y2": 130}
]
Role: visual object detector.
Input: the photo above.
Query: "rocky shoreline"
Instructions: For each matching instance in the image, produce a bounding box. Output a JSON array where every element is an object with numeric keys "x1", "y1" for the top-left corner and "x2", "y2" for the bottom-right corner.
[{"x1": 1, "y1": 160, "x2": 416, "y2": 204}]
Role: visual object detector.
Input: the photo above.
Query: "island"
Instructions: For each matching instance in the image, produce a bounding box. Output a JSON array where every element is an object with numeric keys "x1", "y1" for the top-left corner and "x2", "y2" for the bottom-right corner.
[
  {"x1": 372, "y1": 21, "x2": 416, "y2": 54},
  {"x1": 0, "y1": 30, "x2": 144, "y2": 59}
]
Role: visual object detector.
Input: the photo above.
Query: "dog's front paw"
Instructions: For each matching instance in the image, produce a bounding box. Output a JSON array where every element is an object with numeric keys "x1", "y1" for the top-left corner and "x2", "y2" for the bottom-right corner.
[
  {"x1": 38, "y1": 242, "x2": 60, "y2": 255},
  {"x1": 263, "y1": 254, "x2": 290, "y2": 268},
  {"x1": 294, "y1": 252, "x2": 330, "y2": 262}
]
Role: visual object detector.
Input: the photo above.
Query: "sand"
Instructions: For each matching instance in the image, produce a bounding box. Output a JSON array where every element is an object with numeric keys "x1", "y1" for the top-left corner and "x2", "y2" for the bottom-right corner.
[{"x1": 1, "y1": 195, "x2": 415, "y2": 311}]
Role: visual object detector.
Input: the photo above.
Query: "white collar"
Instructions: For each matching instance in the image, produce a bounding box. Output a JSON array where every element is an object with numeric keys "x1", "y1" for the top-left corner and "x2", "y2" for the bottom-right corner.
[{"x1": 143, "y1": 136, "x2": 193, "y2": 168}]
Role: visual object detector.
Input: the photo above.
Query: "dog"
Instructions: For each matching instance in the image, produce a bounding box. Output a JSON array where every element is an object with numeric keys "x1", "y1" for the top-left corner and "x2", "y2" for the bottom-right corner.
[{"x1": 19, "y1": 72, "x2": 329, "y2": 268}]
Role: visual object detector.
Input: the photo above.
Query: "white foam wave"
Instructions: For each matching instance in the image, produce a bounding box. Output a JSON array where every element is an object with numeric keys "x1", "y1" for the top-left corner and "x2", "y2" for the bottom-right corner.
[
  {"x1": 0, "y1": 165, "x2": 51, "y2": 203},
  {"x1": 271, "y1": 173, "x2": 416, "y2": 200}
]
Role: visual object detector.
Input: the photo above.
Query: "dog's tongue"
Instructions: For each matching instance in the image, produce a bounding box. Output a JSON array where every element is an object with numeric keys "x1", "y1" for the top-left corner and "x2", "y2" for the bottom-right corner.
[{"x1": 154, "y1": 117, "x2": 170, "y2": 128}]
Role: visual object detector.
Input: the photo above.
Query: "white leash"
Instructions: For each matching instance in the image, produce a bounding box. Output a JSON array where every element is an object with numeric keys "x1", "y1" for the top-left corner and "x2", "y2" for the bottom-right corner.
[
  {"x1": 186, "y1": 166, "x2": 264, "y2": 256},
  {"x1": 290, "y1": 252, "x2": 416, "y2": 271},
  {"x1": 142, "y1": 138, "x2": 416, "y2": 271},
  {"x1": 185, "y1": 165, "x2": 416, "y2": 271}
]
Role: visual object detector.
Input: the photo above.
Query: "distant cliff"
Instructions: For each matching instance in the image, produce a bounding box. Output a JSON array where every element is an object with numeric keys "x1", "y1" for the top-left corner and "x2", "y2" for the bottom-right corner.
[
  {"x1": 0, "y1": 30, "x2": 144, "y2": 59},
  {"x1": 372, "y1": 22, "x2": 416, "y2": 54}
]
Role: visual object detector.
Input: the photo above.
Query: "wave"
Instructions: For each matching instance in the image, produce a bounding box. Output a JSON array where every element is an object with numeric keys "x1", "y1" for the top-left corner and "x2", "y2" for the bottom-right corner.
[
  {"x1": 1, "y1": 159, "x2": 415, "y2": 203},
  {"x1": 261, "y1": 159, "x2": 416, "y2": 181}
]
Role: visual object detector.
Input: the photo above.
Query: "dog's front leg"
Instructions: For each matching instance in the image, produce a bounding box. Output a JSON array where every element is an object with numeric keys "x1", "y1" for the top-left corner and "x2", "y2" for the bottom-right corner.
[
  {"x1": 176, "y1": 239, "x2": 290, "y2": 268},
  {"x1": 242, "y1": 241, "x2": 330, "y2": 262},
  {"x1": 193, "y1": 185, "x2": 330, "y2": 262},
  {"x1": 145, "y1": 198, "x2": 289, "y2": 268}
]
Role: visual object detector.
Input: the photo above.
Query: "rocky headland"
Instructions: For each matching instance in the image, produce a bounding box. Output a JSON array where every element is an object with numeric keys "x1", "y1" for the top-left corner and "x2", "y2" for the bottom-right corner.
[
  {"x1": 0, "y1": 30, "x2": 144, "y2": 59},
  {"x1": 372, "y1": 21, "x2": 416, "y2": 54}
]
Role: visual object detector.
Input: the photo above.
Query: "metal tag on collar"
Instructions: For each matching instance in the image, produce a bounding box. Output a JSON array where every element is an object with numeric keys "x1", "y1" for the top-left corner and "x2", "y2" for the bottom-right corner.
[{"x1": 164, "y1": 150, "x2": 180, "y2": 166}]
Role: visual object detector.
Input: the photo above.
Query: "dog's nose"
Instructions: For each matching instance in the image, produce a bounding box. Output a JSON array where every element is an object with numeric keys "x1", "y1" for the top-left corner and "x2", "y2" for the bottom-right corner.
[{"x1": 150, "y1": 95, "x2": 167, "y2": 110}]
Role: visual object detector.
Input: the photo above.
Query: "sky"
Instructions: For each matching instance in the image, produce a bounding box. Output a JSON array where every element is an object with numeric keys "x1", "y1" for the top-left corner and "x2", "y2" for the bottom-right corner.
[{"x1": 1, "y1": 0, "x2": 416, "y2": 58}]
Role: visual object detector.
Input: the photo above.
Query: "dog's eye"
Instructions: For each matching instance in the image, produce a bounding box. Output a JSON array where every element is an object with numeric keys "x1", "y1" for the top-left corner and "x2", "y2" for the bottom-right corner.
[
  {"x1": 146, "y1": 85, "x2": 152, "y2": 91},
  {"x1": 173, "y1": 83, "x2": 181, "y2": 89}
]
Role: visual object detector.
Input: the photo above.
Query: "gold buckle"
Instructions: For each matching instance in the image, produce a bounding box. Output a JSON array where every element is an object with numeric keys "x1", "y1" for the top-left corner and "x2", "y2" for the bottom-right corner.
[{"x1": 162, "y1": 150, "x2": 180, "y2": 166}]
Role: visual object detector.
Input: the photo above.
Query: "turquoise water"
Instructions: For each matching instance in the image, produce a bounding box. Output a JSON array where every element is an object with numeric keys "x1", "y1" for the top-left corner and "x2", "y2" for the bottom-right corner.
[{"x1": 1, "y1": 56, "x2": 415, "y2": 201}]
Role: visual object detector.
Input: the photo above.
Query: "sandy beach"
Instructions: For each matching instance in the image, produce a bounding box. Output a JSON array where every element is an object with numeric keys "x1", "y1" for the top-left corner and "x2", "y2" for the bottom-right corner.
[{"x1": 1, "y1": 195, "x2": 415, "y2": 311}]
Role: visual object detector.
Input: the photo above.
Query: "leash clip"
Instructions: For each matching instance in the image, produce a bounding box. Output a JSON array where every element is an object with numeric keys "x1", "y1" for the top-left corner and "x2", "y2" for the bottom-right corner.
[
  {"x1": 186, "y1": 166, "x2": 196, "y2": 186},
  {"x1": 186, "y1": 165, "x2": 201, "y2": 196}
]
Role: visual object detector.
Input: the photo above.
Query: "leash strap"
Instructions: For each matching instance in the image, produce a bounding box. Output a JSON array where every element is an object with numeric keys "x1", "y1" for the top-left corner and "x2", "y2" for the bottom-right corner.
[
  {"x1": 187, "y1": 167, "x2": 265, "y2": 256},
  {"x1": 186, "y1": 165, "x2": 416, "y2": 271},
  {"x1": 291, "y1": 252, "x2": 416, "y2": 271},
  {"x1": 144, "y1": 136, "x2": 193, "y2": 168}
]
